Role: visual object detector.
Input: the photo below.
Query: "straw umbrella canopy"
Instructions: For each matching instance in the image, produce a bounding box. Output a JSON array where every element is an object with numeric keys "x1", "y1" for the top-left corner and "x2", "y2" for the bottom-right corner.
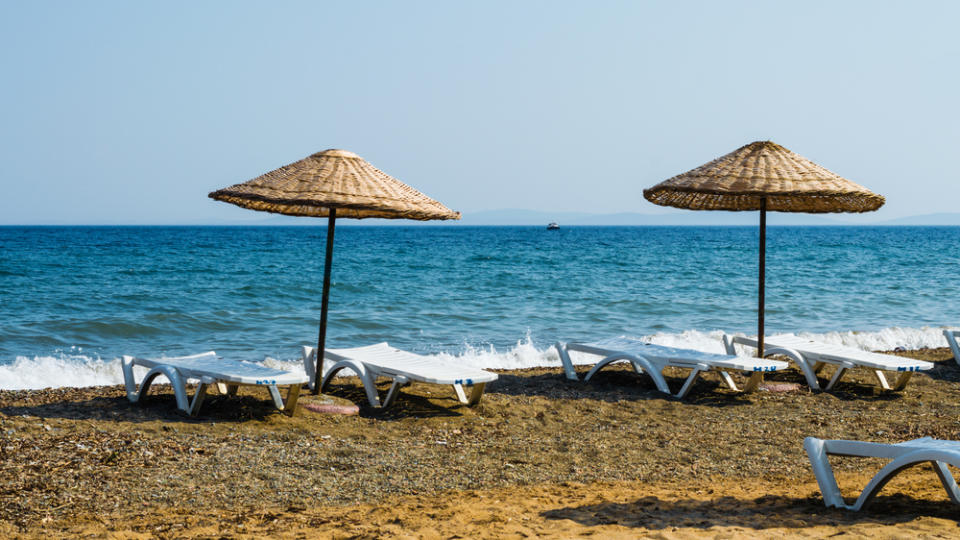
[
  {"x1": 643, "y1": 140, "x2": 884, "y2": 356},
  {"x1": 209, "y1": 149, "x2": 460, "y2": 393}
]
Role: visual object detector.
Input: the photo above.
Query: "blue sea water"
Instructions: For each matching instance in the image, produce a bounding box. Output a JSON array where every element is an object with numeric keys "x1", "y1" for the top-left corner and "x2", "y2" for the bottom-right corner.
[{"x1": 1, "y1": 225, "x2": 959, "y2": 389}]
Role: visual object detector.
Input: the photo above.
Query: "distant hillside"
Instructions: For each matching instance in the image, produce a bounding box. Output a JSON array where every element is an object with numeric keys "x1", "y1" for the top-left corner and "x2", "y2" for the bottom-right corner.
[
  {"x1": 457, "y1": 209, "x2": 844, "y2": 226},
  {"x1": 191, "y1": 210, "x2": 960, "y2": 227},
  {"x1": 874, "y1": 213, "x2": 960, "y2": 226}
]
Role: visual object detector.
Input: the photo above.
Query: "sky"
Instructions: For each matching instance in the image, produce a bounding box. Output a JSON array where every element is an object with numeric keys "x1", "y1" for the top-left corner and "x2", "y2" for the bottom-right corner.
[{"x1": 0, "y1": 1, "x2": 957, "y2": 225}]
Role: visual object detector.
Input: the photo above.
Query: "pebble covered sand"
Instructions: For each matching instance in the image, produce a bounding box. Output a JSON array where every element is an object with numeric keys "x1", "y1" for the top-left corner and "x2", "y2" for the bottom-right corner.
[{"x1": 2, "y1": 347, "x2": 959, "y2": 538}]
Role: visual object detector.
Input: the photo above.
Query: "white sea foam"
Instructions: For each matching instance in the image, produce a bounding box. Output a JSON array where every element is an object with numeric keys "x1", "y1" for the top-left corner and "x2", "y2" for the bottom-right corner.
[
  {"x1": 2, "y1": 325, "x2": 956, "y2": 391},
  {"x1": 0, "y1": 353, "x2": 126, "y2": 391}
]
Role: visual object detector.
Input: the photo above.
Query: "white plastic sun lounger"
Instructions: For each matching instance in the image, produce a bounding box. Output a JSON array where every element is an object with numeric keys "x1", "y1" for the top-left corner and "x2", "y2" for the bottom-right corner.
[
  {"x1": 556, "y1": 337, "x2": 788, "y2": 399},
  {"x1": 805, "y1": 436, "x2": 960, "y2": 511},
  {"x1": 723, "y1": 334, "x2": 933, "y2": 392},
  {"x1": 301, "y1": 343, "x2": 498, "y2": 408},
  {"x1": 121, "y1": 351, "x2": 307, "y2": 416},
  {"x1": 943, "y1": 330, "x2": 960, "y2": 366}
]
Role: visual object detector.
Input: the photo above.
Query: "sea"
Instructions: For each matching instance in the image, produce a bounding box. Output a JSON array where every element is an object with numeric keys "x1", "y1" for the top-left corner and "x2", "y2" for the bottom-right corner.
[{"x1": 1, "y1": 225, "x2": 958, "y2": 390}]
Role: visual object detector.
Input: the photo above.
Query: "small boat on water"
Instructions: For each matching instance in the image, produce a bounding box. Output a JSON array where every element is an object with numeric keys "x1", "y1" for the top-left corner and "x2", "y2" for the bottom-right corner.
[{"x1": 547, "y1": 222, "x2": 559, "y2": 230}]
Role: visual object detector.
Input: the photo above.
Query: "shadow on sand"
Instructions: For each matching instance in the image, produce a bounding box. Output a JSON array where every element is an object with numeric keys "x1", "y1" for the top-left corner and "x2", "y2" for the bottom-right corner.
[
  {"x1": 542, "y1": 493, "x2": 955, "y2": 531},
  {"x1": 488, "y1": 363, "x2": 912, "y2": 408},
  {"x1": 0, "y1": 379, "x2": 468, "y2": 423}
]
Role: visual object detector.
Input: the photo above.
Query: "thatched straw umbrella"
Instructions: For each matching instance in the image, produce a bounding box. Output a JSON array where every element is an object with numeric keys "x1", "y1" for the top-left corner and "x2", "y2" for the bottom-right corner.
[
  {"x1": 210, "y1": 149, "x2": 460, "y2": 393},
  {"x1": 643, "y1": 141, "x2": 884, "y2": 356}
]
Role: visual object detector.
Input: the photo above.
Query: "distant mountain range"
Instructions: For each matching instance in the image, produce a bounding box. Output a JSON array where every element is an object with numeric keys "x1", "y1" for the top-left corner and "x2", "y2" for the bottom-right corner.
[{"x1": 217, "y1": 210, "x2": 960, "y2": 227}]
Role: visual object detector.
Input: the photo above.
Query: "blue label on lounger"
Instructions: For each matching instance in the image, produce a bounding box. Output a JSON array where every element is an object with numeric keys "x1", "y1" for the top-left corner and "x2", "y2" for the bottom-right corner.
[
  {"x1": 255, "y1": 379, "x2": 277, "y2": 385},
  {"x1": 455, "y1": 379, "x2": 474, "y2": 386}
]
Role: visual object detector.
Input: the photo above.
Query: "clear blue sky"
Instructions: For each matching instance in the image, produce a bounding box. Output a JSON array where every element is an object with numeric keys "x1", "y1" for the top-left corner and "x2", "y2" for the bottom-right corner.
[{"x1": 1, "y1": 1, "x2": 957, "y2": 224}]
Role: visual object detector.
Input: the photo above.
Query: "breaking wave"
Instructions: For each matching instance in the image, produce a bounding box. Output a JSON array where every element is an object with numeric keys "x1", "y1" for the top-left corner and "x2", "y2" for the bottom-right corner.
[{"x1": 2, "y1": 325, "x2": 954, "y2": 391}]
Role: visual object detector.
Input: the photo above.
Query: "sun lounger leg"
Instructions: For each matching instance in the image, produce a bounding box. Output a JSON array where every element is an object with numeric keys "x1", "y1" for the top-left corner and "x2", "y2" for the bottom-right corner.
[
  {"x1": 851, "y1": 452, "x2": 959, "y2": 511},
  {"x1": 282, "y1": 384, "x2": 301, "y2": 416},
  {"x1": 121, "y1": 355, "x2": 145, "y2": 403},
  {"x1": 825, "y1": 366, "x2": 847, "y2": 391},
  {"x1": 321, "y1": 360, "x2": 382, "y2": 407},
  {"x1": 629, "y1": 361, "x2": 647, "y2": 375},
  {"x1": 452, "y1": 382, "x2": 488, "y2": 405},
  {"x1": 762, "y1": 346, "x2": 821, "y2": 391},
  {"x1": 453, "y1": 383, "x2": 468, "y2": 404},
  {"x1": 803, "y1": 437, "x2": 847, "y2": 509},
  {"x1": 187, "y1": 377, "x2": 214, "y2": 416},
  {"x1": 933, "y1": 461, "x2": 960, "y2": 504},
  {"x1": 267, "y1": 385, "x2": 285, "y2": 410},
  {"x1": 583, "y1": 353, "x2": 671, "y2": 395},
  {"x1": 743, "y1": 372, "x2": 763, "y2": 392},
  {"x1": 215, "y1": 383, "x2": 240, "y2": 395},
  {"x1": 467, "y1": 383, "x2": 487, "y2": 405},
  {"x1": 556, "y1": 343, "x2": 579, "y2": 381},
  {"x1": 382, "y1": 376, "x2": 409, "y2": 408},
  {"x1": 124, "y1": 359, "x2": 194, "y2": 413},
  {"x1": 873, "y1": 370, "x2": 891, "y2": 390},
  {"x1": 893, "y1": 371, "x2": 913, "y2": 391},
  {"x1": 676, "y1": 369, "x2": 702, "y2": 398},
  {"x1": 718, "y1": 371, "x2": 740, "y2": 392}
]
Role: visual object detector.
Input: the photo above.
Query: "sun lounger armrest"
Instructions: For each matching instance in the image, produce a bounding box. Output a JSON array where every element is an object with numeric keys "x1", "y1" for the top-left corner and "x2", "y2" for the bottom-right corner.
[
  {"x1": 302, "y1": 346, "x2": 318, "y2": 389},
  {"x1": 804, "y1": 437, "x2": 846, "y2": 508},
  {"x1": 722, "y1": 334, "x2": 759, "y2": 355}
]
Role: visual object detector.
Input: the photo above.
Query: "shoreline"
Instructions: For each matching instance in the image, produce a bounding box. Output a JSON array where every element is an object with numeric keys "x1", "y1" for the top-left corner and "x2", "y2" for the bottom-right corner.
[{"x1": 2, "y1": 346, "x2": 958, "y2": 537}]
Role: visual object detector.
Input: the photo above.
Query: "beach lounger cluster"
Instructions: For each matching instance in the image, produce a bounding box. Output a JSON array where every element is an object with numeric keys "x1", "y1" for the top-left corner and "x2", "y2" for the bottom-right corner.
[
  {"x1": 121, "y1": 351, "x2": 307, "y2": 416},
  {"x1": 723, "y1": 334, "x2": 934, "y2": 392},
  {"x1": 555, "y1": 332, "x2": 940, "y2": 398},
  {"x1": 556, "y1": 336, "x2": 787, "y2": 398},
  {"x1": 122, "y1": 330, "x2": 949, "y2": 412},
  {"x1": 301, "y1": 343, "x2": 498, "y2": 408},
  {"x1": 121, "y1": 330, "x2": 960, "y2": 512}
]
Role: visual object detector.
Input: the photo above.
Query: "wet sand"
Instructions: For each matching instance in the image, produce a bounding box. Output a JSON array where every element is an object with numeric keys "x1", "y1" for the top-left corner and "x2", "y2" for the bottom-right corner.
[{"x1": 2, "y1": 346, "x2": 958, "y2": 538}]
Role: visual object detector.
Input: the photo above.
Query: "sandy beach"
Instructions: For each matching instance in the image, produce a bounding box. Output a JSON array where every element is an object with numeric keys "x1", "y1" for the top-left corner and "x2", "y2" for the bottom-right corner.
[{"x1": 2, "y1": 346, "x2": 958, "y2": 538}]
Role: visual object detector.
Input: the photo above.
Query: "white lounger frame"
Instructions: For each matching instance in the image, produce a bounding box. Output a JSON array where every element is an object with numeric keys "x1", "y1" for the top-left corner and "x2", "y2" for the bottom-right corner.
[
  {"x1": 723, "y1": 335, "x2": 932, "y2": 392},
  {"x1": 943, "y1": 330, "x2": 960, "y2": 367},
  {"x1": 302, "y1": 344, "x2": 497, "y2": 408},
  {"x1": 804, "y1": 436, "x2": 960, "y2": 511},
  {"x1": 121, "y1": 352, "x2": 305, "y2": 416},
  {"x1": 556, "y1": 338, "x2": 787, "y2": 399}
]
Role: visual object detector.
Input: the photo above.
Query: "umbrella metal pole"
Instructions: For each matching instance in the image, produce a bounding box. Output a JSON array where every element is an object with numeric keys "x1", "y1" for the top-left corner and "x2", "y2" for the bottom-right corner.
[
  {"x1": 758, "y1": 198, "x2": 766, "y2": 358},
  {"x1": 315, "y1": 209, "x2": 337, "y2": 395}
]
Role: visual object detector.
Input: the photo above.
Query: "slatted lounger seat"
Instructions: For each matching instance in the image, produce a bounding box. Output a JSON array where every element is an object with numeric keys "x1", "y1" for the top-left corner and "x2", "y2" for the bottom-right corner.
[
  {"x1": 723, "y1": 334, "x2": 933, "y2": 392},
  {"x1": 121, "y1": 351, "x2": 307, "y2": 416},
  {"x1": 301, "y1": 343, "x2": 498, "y2": 408},
  {"x1": 805, "y1": 436, "x2": 960, "y2": 511},
  {"x1": 556, "y1": 336, "x2": 788, "y2": 399}
]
